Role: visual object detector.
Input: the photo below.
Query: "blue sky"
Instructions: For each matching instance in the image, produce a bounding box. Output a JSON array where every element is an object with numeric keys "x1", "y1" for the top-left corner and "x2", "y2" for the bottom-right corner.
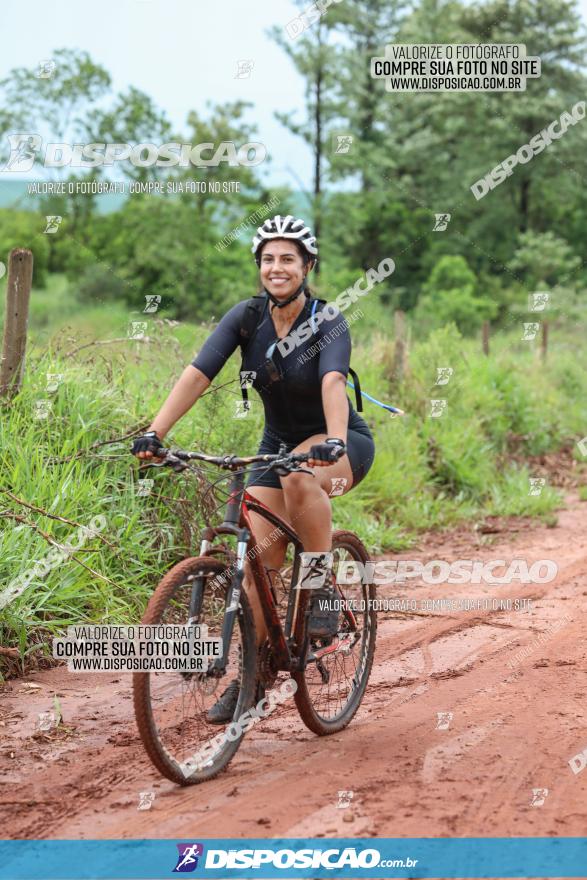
[{"x1": 2, "y1": 0, "x2": 587, "y2": 190}]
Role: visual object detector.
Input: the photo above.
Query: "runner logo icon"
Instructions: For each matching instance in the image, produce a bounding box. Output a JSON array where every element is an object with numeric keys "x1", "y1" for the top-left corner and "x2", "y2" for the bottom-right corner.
[{"x1": 173, "y1": 843, "x2": 204, "y2": 872}]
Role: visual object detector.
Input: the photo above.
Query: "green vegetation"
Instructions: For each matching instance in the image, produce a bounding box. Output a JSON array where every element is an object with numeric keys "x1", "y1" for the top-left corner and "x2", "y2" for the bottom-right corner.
[
  {"x1": 0, "y1": 1, "x2": 585, "y2": 319},
  {"x1": 1, "y1": 276, "x2": 585, "y2": 673},
  {"x1": 1, "y1": 0, "x2": 586, "y2": 671}
]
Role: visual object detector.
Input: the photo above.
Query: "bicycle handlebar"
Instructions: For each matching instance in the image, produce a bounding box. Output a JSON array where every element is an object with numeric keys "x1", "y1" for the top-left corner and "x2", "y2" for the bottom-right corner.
[{"x1": 142, "y1": 446, "x2": 312, "y2": 473}]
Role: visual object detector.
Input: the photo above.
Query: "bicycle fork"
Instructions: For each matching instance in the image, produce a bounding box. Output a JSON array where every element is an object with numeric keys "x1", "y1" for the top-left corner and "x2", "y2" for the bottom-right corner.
[
  {"x1": 195, "y1": 527, "x2": 249, "y2": 678},
  {"x1": 190, "y1": 470, "x2": 252, "y2": 678}
]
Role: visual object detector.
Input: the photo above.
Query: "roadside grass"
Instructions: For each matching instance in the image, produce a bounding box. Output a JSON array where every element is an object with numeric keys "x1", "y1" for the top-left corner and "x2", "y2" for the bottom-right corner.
[{"x1": 1, "y1": 277, "x2": 584, "y2": 670}]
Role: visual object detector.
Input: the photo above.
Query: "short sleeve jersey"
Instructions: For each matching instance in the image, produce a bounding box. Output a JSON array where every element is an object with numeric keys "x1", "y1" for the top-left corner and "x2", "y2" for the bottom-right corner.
[{"x1": 191, "y1": 294, "x2": 364, "y2": 443}]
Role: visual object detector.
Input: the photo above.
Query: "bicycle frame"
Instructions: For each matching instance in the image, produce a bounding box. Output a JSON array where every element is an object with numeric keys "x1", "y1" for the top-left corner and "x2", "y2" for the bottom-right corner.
[{"x1": 197, "y1": 468, "x2": 307, "y2": 675}]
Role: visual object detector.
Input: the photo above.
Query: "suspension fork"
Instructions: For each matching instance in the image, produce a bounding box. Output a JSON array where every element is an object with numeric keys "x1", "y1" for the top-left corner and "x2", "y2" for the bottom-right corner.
[
  {"x1": 208, "y1": 471, "x2": 250, "y2": 675},
  {"x1": 213, "y1": 526, "x2": 249, "y2": 673},
  {"x1": 185, "y1": 527, "x2": 214, "y2": 624}
]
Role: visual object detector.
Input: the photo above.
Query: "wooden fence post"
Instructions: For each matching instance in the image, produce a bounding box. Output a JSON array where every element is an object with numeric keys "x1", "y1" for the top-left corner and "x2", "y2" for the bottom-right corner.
[
  {"x1": 392, "y1": 309, "x2": 407, "y2": 384},
  {"x1": 482, "y1": 321, "x2": 490, "y2": 356},
  {"x1": 541, "y1": 320, "x2": 548, "y2": 362},
  {"x1": 0, "y1": 248, "x2": 34, "y2": 398}
]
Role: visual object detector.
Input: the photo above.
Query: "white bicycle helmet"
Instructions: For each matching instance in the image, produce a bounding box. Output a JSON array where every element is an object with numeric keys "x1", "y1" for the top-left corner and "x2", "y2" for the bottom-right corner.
[{"x1": 252, "y1": 214, "x2": 318, "y2": 265}]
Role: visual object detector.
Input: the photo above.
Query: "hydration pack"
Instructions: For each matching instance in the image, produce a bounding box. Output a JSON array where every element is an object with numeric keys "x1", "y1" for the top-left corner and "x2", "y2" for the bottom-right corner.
[{"x1": 237, "y1": 294, "x2": 402, "y2": 415}]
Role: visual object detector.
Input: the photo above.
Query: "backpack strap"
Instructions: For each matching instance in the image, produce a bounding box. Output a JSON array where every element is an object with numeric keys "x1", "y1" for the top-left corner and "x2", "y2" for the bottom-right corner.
[
  {"x1": 309, "y1": 299, "x2": 363, "y2": 413},
  {"x1": 239, "y1": 296, "x2": 266, "y2": 407},
  {"x1": 239, "y1": 295, "x2": 266, "y2": 350},
  {"x1": 239, "y1": 294, "x2": 322, "y2": 406},
  {"x1": 309, "y1": 297, "x2": 326, "y2": 333},
  {"x1": 238, "y1": 295, "x2": 374, "y2": 417},
  {"x1": 347, "y1": 367, "x2": 363, "y2": 412}
]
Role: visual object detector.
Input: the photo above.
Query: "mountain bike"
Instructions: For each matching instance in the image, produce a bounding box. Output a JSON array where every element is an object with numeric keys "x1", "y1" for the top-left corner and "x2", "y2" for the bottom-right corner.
[{"x1": 132, "y1": 445, "x2": 377, "y2": 785}]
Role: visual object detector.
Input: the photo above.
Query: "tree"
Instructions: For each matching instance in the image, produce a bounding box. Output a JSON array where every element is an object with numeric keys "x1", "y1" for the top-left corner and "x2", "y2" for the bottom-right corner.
[
  {"x1": 325, "y1": 0, "x2": 413, "y2": 271},
  {"x1": 358, "y1": 0, "x2": 587, "y2": 300},
  {"x1": 269, "y1": 11, "x2": 342, "y2": 273},
  {"x1": 508, "y1": 230, "x2": 581, "y2": 289},
  {"x1": 327, "y1": 0, "x2": 411, "y2": 191},
  {"x1": 85, "y1": 86, "x2": 172, "y2": 182},
  {"x1": 459, "y1": 0, "x2": 587, "y2": 234},
  {"x1": 0, "y1": 210, "x2": 50, "y2": 286},
  {"x1": 0, "y1": 49, "x2": 110, "y2": 154},
  {"x1": 77, "y1": 195, "x2": 255, "y2": 320}
]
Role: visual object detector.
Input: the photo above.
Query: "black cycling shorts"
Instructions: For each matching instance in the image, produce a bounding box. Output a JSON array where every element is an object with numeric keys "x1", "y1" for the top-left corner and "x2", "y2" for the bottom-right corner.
[{"x1": 246, "y1": 424, "x2": 375, "y2": 491}]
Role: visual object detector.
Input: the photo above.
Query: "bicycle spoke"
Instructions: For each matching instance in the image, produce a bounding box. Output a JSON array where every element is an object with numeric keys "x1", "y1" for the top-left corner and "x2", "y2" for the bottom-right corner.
[
  {"x1": 137, "y1": 564, "x2": 250, "y2": 775},
  {"x1": 299, "y1": 539, "x2": 375, "y2": 727}
]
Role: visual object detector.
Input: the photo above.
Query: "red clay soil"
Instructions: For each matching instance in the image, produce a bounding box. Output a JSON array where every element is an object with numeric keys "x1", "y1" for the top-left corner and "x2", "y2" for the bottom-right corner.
[{"x1": 1, "y1": 494, "x2": 586, "y2": 876}]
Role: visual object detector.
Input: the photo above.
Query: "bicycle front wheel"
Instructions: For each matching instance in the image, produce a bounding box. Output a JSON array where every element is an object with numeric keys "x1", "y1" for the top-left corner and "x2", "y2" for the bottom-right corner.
[
  {"x1": 293, "y1": 530, "x2": 377, "y2": 735},
  {"x1": 133, "y1": 556, "x2": 257, "y2": 785}
]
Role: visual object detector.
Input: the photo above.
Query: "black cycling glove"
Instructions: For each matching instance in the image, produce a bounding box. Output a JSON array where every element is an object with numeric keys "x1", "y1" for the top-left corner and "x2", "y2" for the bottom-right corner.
[
  {"x1": 130, "y1": 430, "x2": 164, "y2": 456},
  {"x1": 308, "y1": 438, "x2": 347, "y2": 463}
]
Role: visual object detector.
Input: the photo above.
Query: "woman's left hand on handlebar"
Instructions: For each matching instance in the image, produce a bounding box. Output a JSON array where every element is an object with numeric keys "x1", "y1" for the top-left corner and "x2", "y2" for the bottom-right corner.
[
  {"x1": 307, "y1": 438, "x2": 347, "y2": 467},
  {"x1": 130, "y1": 430, "x2": 166, "y2": 460}
]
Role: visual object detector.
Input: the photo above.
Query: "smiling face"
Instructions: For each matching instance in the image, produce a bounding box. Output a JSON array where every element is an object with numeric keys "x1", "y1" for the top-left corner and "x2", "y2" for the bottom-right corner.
[{"x1": 259, "y1": 239, "x2": 312, "y2": 301}]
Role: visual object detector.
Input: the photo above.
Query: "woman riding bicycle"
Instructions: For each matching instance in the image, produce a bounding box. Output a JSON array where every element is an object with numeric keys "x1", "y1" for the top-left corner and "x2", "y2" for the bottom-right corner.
[{"x1": 131, "y1": 214, "x2": 375, "y2": 722}]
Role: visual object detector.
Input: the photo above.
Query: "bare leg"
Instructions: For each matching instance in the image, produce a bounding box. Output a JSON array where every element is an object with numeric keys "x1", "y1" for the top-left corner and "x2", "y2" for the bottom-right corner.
[
  {"x1": 241, "y1": 442, "x2": 352, "y2": 642},
  {"x1": 208, "y1": 451, "x2": 352, "y2": 718},
  {"x1": 242, "y1": 486, "x2": 290, "y2": 646},
  {"x1": 279, "y1": 433, "x2": 354, "y2": 552}
]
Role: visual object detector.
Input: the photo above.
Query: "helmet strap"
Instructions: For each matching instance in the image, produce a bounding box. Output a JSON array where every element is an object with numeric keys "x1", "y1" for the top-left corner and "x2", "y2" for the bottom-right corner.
[{"x1": 265, "y1": 279, "x2": 308, "y2": 310}]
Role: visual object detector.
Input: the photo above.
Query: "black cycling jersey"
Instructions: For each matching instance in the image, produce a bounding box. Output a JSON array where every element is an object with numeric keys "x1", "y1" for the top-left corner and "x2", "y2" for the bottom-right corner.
[{"x1": 191, "y1": 293, "x2": 370, "y2": 444}]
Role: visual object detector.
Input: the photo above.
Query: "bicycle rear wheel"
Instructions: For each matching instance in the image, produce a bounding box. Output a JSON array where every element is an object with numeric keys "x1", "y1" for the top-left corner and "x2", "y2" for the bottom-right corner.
[
  {"x1": 293, "y1": 530, "x2": 376, "y2": 735},
  {"x1": 133, "y1": 556, "x2": 257, "y2": 785}
]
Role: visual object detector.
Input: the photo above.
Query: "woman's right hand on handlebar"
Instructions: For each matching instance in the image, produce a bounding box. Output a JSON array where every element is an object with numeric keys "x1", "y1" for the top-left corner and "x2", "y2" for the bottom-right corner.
[{"x1": 130, "y1": 430, "x2": 165, "y2": 460}]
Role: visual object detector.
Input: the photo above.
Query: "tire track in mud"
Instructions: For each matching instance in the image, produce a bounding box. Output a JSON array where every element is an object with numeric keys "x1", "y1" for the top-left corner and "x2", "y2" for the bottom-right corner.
[{"x1": 1, "y1": 495, "x2": 587, "y2": 840}]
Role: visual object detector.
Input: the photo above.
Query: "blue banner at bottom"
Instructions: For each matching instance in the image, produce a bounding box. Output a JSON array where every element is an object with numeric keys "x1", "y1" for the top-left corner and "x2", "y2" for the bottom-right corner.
[{"x1": 1, "y1": 838, "x2": 586, "y2": 879}]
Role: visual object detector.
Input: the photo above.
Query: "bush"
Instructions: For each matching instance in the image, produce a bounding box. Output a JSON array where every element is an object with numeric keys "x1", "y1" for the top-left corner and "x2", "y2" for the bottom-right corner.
[
  {"x1": 75, "y1": 263, "x2": 129, "y2": 305},
  {"x1": 415, "y1": 255, "x2": 497, "y2": 336},
  {"x1": 0, "y1": 209, "x2": 50, "y2": 287},
  {"x1": 1, "y1": 282, "x2": 577, "y2": 666}
]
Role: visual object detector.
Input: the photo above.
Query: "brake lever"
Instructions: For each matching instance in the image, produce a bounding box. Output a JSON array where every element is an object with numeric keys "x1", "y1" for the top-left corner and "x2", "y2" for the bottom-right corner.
[
  {"x1": 139, "y1": 453, "x2": 188, "y2": 473},
  {"x1": 274, "y1": 460, "x2": 314, "y2": 477},
  {"x1": 169, "y1": 460, "x2": 189, "y2": 473}
]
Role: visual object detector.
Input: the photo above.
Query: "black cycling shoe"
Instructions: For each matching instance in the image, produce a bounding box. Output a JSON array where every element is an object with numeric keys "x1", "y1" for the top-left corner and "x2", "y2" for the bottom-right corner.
[
  {"x1": 206, "y1": 678, "x2": 265, "y2": 725},
  {"x1": 307, "y1": 585, "x2": 340, "y2": 639},
  {"x1": 207, "y1": 679, "x2": 240, "y2": 724}
]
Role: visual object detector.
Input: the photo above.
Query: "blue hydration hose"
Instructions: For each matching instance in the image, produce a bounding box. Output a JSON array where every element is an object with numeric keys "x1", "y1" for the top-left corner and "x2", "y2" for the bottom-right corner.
[
  {"x1": 346, "y1": 380, "x2": 405, "y2": 415},
  {"x1": 310, "y1": 301, "x2": 405, "y2": 415}
]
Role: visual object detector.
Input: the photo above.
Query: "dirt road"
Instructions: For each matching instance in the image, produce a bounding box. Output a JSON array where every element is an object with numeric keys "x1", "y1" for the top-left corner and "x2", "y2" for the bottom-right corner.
[{"x1": 2, "y1": 495, "x2": 587, "y2": 844}]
